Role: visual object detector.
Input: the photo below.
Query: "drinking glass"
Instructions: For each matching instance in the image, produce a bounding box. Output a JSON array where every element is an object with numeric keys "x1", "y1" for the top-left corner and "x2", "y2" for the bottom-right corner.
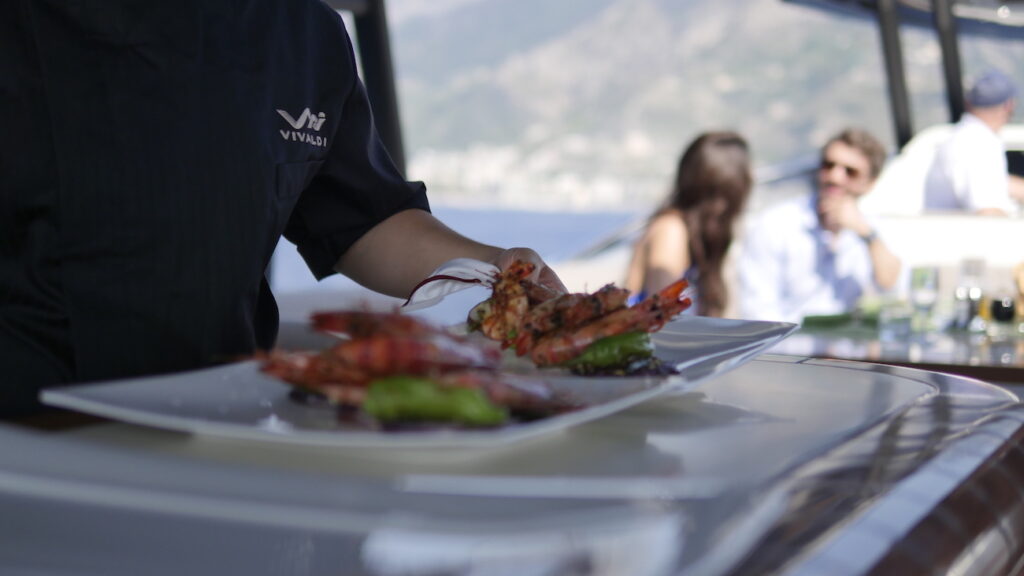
[
  {"x1": 878, "y1": 300, "x2": 913, "y2": 342},
  {"x1": 909, "y1": 266, "x2": 940, "y2": 332}
]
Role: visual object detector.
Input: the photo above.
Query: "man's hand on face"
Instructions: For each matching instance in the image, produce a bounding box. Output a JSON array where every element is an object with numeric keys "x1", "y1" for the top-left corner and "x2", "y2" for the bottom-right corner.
[
  {"x1": 817, "y1": 193, "x2": 871, "y2": 237},
  {"x1": 816, "y1": 140, "x2": 875, "y2": 236}
]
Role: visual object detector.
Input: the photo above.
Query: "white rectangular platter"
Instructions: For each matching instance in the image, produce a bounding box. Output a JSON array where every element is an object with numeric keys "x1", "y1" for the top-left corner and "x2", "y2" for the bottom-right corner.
[{"x1": 41, "y1": 317, "x2": 797, "y2": 449}]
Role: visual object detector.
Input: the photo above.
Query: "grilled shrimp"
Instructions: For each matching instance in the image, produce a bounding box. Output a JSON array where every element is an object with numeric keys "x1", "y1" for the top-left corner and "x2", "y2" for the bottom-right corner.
[
  {"x1": 471, "y1": 260, "x2": 534, "y2": 346},
  {"x1": 311, "y1": 310, "x2": 446, "y2": 338},
  {"x1": 529, "y1": 278, "x2": 691, "y2": 366},
  {"x1": 261, "y1": 332, "x2": 502, "y2": 388},
  {"x1": 511, "y1": 284, "x2": 630, "y2": 356}
]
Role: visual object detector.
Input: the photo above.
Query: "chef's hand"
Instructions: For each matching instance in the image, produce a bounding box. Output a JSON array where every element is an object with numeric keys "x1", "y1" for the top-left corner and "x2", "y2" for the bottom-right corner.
[
  {"x1": 337, "y1": 210, "x2": 569, "y2": 299},
  {"x1": 492, "y1": 247, "x2": 568, "y2": 295}
]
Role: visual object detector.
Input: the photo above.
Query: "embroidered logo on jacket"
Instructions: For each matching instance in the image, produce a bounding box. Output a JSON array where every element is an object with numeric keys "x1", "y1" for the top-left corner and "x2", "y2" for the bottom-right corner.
[{"x1": 277, "y1": 108, "x2": 328, "y2": 147}]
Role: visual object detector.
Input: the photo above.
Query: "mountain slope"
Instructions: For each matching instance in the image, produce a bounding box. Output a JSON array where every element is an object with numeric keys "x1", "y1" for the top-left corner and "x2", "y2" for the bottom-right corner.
[{"x1": 384, "y1": 0, "x2": 1024, "y2": 209}]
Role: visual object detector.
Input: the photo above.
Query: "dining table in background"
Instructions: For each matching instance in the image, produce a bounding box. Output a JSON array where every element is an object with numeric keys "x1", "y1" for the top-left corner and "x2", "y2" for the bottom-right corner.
[{"x1": 772, "y1": 321, "x2": 1024, "y2": 388}]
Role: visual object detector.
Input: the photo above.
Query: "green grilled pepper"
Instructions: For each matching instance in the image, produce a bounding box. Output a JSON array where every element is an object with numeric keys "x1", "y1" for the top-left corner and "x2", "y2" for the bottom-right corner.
[
  {"x1": 564, "y1": 331, "x2": 653, "y2": 370},
  {"x1": 362, "y1": 376, "x2": 507, "y2": 426}
]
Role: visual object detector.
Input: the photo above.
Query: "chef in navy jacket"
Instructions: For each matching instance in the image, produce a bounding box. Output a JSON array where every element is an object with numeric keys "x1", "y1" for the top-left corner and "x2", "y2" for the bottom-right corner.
[{"x1": 0, "y1": 1, "x2": 565, "y2": 416}]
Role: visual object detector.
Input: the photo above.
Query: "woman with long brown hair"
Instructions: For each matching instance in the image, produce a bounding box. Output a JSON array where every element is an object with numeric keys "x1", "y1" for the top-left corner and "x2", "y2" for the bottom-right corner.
[{"x1": 625, "y1": 131, "x2": 752, "y2": 317}]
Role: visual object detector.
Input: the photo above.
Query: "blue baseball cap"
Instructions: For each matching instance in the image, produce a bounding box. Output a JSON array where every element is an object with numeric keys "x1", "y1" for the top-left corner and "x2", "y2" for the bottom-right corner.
[{"x1": 967, "y1": 69, "x2": 1017, "y2": 107}]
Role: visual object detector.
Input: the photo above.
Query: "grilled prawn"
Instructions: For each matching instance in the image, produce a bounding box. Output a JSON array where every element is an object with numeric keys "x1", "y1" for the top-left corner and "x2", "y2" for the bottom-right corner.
[
  {"x1": 261, "y1": 332, "x2": 502, "y2": 388},
  {"x1": 311, "y1": 309, "x2": 445, "y2": 338},
  {"x1": 529, "y1": 278, "x2": 690, "y2": 366},
  {"x1": 511, "y1": 284, "x2": 630, "y2": 355}
]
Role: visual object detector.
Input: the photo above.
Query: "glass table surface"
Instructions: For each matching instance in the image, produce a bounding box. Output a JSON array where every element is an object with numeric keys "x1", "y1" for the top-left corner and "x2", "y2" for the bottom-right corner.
[{"x1": 2, "y1": 353, "x2": 1022, "y2": 576}]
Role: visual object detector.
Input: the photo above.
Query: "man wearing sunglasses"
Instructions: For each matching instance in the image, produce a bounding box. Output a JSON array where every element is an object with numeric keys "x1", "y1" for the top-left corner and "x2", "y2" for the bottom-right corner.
[{"x1": 738, "y1": 128, "x2": 901, "y2": 323}]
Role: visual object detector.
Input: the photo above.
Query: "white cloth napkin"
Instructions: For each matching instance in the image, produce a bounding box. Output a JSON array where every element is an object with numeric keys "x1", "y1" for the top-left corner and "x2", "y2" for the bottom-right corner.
[{"x1": 401, "y1": 258, "x2": 499, "y2": 311}]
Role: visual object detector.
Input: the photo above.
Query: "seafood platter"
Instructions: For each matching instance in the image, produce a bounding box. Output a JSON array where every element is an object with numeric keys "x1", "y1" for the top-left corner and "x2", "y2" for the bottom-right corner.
[{"x1": 41, "y1": 260, "x2": 796, "y2": 448}]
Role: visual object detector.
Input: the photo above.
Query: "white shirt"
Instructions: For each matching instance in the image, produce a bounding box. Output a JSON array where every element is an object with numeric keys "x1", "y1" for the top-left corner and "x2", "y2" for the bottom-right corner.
[
  {"x1": 737, "y1": 195, "x2": 878, "y2": 323},
  {"x1": 924, "y1": 113, "x2": 1015, "y2": 213}
]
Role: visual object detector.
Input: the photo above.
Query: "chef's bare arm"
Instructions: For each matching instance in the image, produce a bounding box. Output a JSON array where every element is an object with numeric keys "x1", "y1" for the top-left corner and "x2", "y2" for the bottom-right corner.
[{"x1": 334, "y1": 209, "x2": 567, "y2": 298}]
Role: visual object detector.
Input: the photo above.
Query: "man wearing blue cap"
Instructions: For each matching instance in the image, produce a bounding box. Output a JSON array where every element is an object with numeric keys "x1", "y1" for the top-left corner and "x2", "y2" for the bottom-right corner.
[{"x1": 924, "y1": 69, "x2": 1024, "y2": 215}]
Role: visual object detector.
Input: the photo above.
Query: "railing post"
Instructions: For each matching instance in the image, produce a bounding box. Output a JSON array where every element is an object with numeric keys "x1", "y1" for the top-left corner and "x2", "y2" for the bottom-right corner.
[
  {"x1": 876, "y1": 0, "x2": 914, "y2": 150},
  {"x1": 352, "y1": 0, "x2": 407, "y2": 175},
  {"x1": 931, "y1": 0, "x2": 966, "y2": 123}
]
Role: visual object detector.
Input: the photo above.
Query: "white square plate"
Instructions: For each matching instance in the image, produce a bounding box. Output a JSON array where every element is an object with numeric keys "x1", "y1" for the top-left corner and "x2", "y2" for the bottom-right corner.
[{"x1": 41, "y1": 317, "x2": 796, "y2": 449}]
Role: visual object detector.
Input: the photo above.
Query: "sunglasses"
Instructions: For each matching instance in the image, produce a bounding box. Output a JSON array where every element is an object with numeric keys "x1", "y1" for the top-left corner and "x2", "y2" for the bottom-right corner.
[{"x1": 819, "y1": 159, "x2": 863, "y2": 179}]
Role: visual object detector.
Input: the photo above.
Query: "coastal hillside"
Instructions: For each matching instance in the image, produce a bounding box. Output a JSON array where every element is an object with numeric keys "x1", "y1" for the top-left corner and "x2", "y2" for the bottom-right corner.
[{"x1": 383, "y1": 0, "x2": 1024, "y2": 210}]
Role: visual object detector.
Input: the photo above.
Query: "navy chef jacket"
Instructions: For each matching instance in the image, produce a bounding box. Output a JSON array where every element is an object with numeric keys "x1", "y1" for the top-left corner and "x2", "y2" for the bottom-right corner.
[{"x1": 0, "y1": 1, "x2": 429, "y2": 414}]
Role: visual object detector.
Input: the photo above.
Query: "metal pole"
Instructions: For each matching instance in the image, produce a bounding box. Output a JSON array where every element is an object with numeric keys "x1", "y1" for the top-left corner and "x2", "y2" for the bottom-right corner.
[
  {"x1": 876, "y1": 0, "x2": 914, "y2": 149},
  {"x1": 931, "y1": 0, "x2": 966, "y2": 122},
  {"x1": 353, "y1": 0, "x2": 407, "y2": 175}
]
